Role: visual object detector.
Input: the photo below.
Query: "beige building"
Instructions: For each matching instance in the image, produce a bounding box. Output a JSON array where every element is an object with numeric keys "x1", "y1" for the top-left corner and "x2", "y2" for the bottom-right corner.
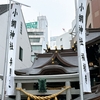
[{"x1": 86, "y1": 0, "x2": 100, "y2": 28}]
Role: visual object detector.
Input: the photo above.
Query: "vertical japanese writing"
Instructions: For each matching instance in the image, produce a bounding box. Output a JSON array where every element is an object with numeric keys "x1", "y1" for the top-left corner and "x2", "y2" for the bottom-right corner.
[
  {"x1": 6, "y1": 3, "x2": 20, "y2": 95},
  {"x1": 20, "y1": 22, "x2": 22, "y2": 34},
  {"x1": 11, "y1": 20, "x2": 17, "y2": 28},
  {"x1": 79, "y1": 14, "x2": 84, "y2": 23},
  {"x1": 10, "y1": 30, "x2": 15, "y2": 39},
  {"x1": 79, "y1": 25, "x2": 83, "y2": 34},
  {"x1": 85, "y1": 75, "x2": 87, "y2": 84},
  {"x1": 12, "y1": 8, "x2": 18, "y2": 17},
  {"x1": 81, "y1": 53, "x2": 85, "y2": 61},
  {"x1": 83, "y1": 63, "x2": 86, "y2": 72},
  {"x1": 79, "y1": 37, "x2": 84, "y2": 45},
  {"x1": 78, "y1": 0, "x2": 91, "y2": 92},
  {"x1": 10, "y1": 42, "x2": 13, "y2": 50},
  {"x1": 9, "y1": 58, "x2": 12, "y2": 66},
  {"x1": 79, "y1": 3, "x2": 84, "y2": 11}
]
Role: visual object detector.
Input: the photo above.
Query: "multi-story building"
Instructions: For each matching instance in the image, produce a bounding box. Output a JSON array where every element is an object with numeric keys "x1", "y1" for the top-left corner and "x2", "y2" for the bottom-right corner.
[
  {"x1": 26, "y1": 16, "x2": 48, "y2": 62},
  {"x1": 37, "y1": 16, "x2": 48, "y2": 44},
  {"x1": 56, "y1": 31, "x2": 71, "y2": 49},
  {"x1": 50, "y1": 36, "x2": 58, "y2": 49},
  {"x1": 71, "y1": 0, "x2": 100, "y2": 48},
  {"x1": 0, "y1": 4, "x2": 32, "y2": 93},
  {"x1": 50, "y1": 25, "x2": 75, "y2": 50},
  {"x1": 86, "y1": 0, "x2": 100, "y2": 28},
  {"x1": 50, "y1": 32, "x2": 71, "y2": 50}
]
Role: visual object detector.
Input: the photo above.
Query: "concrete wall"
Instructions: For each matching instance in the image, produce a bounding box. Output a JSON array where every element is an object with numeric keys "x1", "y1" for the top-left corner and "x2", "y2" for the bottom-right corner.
[
  {"x1": 0, "y1": 12, "x2": 8, "y2": 75},
  {"x1": 86, "y1": 0, "x2": 93, "y2": 28},
  {"x1": 91, "y1": 0, "x2": 100, "y2": 28},
  {"x1": 0, "y1": 11, "x2": 9, "y2": 94},
  {"x1": 86, "y1": 0, "x2": 100, "y2": 28}
]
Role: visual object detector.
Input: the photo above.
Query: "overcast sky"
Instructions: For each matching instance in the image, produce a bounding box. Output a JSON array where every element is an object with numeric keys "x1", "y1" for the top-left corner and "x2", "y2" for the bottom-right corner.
[{"x1": 0, "y1": 0, "x2": 76, "y2": 37}]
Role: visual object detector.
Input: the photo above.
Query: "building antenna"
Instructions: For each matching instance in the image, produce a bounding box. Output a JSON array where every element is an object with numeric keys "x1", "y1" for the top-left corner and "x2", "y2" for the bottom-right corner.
[{"x1": 62, "y1": 28, "x2": 66, "y2": 33}]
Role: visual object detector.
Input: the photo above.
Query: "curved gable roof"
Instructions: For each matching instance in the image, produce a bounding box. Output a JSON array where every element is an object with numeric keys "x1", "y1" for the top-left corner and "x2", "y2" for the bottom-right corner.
[
  {"x1": 86, "y1": 28, "x2": 100, "y2": 46},
  {"x1": 34, "y1": 51, "x2": 77, "y2": 69},
  {"x1": 15, "y1": 49, "x2": 78, "y2": 75}
]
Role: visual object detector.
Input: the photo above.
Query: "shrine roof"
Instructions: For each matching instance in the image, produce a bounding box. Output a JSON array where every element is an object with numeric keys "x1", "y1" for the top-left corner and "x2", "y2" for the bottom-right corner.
[
  {"x1": 86, "y1": 28, "x2": 100, "y2": 46},
  {"x1": 15, "y1": 49, "x2": 79, "y2": 75},
  {"x1": 15, "y1": 29, "x2": 100, "y2": 75}
]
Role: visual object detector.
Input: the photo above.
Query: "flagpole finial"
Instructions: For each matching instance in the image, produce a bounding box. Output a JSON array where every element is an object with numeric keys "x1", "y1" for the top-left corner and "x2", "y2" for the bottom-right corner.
[{"x1": 62, "y1": 28, "x2": 66, "y2": 32}]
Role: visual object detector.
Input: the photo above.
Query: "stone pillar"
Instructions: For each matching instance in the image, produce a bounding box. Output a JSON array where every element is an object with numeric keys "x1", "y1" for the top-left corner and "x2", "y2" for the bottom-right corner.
[
  {"x1": 16, "y1": 83, "x2": 22, "y2": 100},
  {"x1": 66, "y1": 81, "x2": 71, "y2": 100}
]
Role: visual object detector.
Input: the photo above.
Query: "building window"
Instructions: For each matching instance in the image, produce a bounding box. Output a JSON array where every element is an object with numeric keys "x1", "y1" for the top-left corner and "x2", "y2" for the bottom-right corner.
[
  {"x1": 28, "y1": 32, "x2": 43, "y2": 35},
  {"x1": 19, "y1": 47, "x2": 23, "y2": 61},
  {"x1": 61, "y1": 45, "x2": 63, "y2": 48},
  {"x1": 31, "y1": 55, "x2": 36, "y2": 62},
  {"x1": 31, "y1": 45, "x2": 42, "y2": 51},
  {"x1": 29, "y1": 38, "x2": 40, "y2": 42},
  {"x1": 20, "y1": 22, "x2": 22, "y2": 34},
  {"x1": 89, "y1": 24, "x2": 91, "y2": 28},
  {"x1": 60, "y1": 38, "x2": 62, "y2": 41}
]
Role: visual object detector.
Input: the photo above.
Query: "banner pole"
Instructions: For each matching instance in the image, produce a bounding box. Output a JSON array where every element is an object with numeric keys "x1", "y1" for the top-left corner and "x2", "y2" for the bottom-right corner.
[
  {"x1": 1, "y1": 0, "x2": 11, "y2": 100},
  {"x1": 74, "y1": 0, "x2": 84, "y2": 100}
]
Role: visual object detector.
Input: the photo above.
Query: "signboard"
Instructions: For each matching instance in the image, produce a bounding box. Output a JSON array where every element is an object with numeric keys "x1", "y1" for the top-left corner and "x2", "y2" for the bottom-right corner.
[
  {"x1": 26, "y1": 22, "x2": 38, "y2": 29},
  {"x1": 6, "y1": 3, "x2": 21, "y2": 95},
  {"x1": 78, "y1": 0, "x2": 91, "y2": 92}
]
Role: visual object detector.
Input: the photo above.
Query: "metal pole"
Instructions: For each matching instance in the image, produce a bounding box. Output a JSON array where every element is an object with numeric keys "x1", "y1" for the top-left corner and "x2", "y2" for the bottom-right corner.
[
  {"x1": 74, "y1": 0, "x2": 84, "y2": 100},
  {"x1": 1, "y1": 0, "x2": 11, "y2": 100}
]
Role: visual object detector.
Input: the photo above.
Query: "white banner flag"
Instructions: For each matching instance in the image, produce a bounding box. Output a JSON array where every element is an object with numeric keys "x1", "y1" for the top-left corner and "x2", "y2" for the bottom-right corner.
[
  {"x1": 78, "y1": 0, "x2": 91, "y2": 92},
  {"x1": 6, "y1": 3, "x2": 21, "y2": 95}
]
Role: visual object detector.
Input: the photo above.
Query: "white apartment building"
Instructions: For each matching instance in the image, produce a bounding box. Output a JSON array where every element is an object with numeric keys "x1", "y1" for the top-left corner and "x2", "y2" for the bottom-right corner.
[
  {"x1": 50, "y1": 32, "x2": 71, "y2": 50},
  {"x1": 50, "y1": 20, "x2": 76, "y2": 50},
  {"x1": 26, "y1": 16, "x2": 48, "y2": 62},
  {"x1": 0, "y1": 4, "x2": 32, "y2": 93},
  {"x1": 50, "y1": 36, "x2": 58, "y2": 49},
  {"x1": 56, "y1": 31, "x2": 71, "y2": 49}
]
